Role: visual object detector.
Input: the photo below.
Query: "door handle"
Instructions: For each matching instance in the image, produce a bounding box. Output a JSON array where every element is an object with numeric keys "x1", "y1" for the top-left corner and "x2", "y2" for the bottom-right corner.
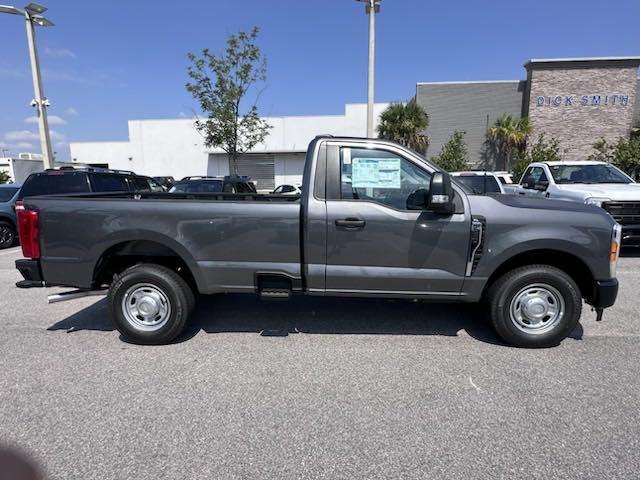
[{"x1": 335, "y1": 218, "x2": 366, "y2": 229}]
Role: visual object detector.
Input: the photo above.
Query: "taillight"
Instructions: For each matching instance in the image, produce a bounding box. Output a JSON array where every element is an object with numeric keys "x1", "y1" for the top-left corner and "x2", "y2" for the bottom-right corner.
[{"x1": 16, "y1": 204, "x2": 40, "y2": 259}]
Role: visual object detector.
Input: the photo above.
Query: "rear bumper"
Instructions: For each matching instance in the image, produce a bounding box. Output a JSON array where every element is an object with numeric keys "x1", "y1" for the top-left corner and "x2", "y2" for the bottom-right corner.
[
  {"x1": 590, "y1": 278, "x2": 618, "y2": 309},
  {"x1": 15, "y1": 258, "x2": 44, "y2": 288}
]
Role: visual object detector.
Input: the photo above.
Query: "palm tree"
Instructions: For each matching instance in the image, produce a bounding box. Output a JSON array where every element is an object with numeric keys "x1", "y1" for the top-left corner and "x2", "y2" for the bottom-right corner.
[
  {"x1": 377, "y1": 99, "x2": 429, "y2": 154},
  {"x1": 487, "y1": 114, "x2": 532, "y2": 170}
]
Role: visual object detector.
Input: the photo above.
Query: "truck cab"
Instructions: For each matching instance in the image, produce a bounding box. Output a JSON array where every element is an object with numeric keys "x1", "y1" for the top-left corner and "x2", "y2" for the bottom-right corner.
[{"x1": 514, "y1": 161, "x2": 640, "y2": 245}]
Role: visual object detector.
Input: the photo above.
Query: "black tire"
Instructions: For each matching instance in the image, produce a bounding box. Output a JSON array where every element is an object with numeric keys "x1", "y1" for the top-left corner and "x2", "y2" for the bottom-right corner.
[
  {"x1": 0, "y1": 221, "x2": 16, "y2": 249},
  {"x1": 487, "y1": 265, "x2": 582, "y2": 348},
  {"x1": 108, "y1": 264, "x2": 195, "y2": 345}
]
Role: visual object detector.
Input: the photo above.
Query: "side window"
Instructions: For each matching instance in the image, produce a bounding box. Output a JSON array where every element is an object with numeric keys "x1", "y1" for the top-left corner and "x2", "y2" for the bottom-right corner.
[
  {"x1": 131, "y1": 176, "x2": 151, "y2": 191},
  {"x1": 223, "y1": 182, "x2": 235, "y2": 193},
  {"x1": 273, "y1": 185, "x2": 283, "y2": 194},
  {"x1": 92, "y1": 174, "x2": 129, "y2": 192},
  {"x1": 282, "y1": 185, "x2": 296, "y2": 193},
  {"x1": 235, "y1": 182, "x2": 253, "y2": 193},
  {"x1": 19, "y1": 172, "x2": 90, "y2": 199},
  {"x1": 529, "y1": 167, "x2": 548, "y2": 184},
  {"x1": 340, "y1": 147, "x2": 431, "y2": 210}
]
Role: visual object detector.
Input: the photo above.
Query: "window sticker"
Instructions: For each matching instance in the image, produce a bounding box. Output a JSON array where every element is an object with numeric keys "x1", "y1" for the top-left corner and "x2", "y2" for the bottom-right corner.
[{"x1": 352, "y1": 158, "x2": 401, "y2": 189}]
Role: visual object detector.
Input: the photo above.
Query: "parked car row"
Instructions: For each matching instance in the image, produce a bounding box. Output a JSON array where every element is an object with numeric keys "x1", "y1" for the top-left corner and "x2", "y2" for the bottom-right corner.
[{"x1": 0, "y1": 167, "x2": 165, "y2": 249}]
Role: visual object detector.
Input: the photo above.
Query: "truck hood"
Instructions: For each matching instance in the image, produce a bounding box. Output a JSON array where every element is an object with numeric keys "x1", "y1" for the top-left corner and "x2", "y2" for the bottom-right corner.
[
  {"x1": 555, "y1": 183, "x2": 640, "y2": 200},
  {"x1": 477, "y1": 193, "x2": 605, "y2": 215}
]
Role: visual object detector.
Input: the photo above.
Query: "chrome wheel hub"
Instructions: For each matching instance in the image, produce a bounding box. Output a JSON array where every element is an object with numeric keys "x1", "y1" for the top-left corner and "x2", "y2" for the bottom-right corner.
[
  {"x1": 121, "y1": 283, "x2": 171, "y2": 331},
  {"x1": 509, "y1": 283, "x2": 565, "y2": 335}
]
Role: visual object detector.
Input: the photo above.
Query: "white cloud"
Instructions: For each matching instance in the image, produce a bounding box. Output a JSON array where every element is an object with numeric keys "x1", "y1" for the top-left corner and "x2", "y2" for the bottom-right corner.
[
  {"x1": 44, "y1": 47, "x2": 77, "y2": 59},
  {"x1": 24, "y1": 115, "x2": 67, "y2": 126},
  {"x1": 12, "y1": 142, "x2": 36, "y2": 151},
  {"x1": 0, "y1": 67, "x2": 24, "y2": 79},
  {"x1": 49, "y1": 130, "x2": 66, "y2": 142},
  {"x1": 65, "y1": 107, "x2": 79, "y2": 116},
  {"x1": 4, "y1": 130, "x2": 40, "y2": 142},
  {"x1": 178, "y1": 112, "x2": 188, "y2": 118},
  {"x1": 0, "y1": 141, "x2": 9, "y2": 149}
]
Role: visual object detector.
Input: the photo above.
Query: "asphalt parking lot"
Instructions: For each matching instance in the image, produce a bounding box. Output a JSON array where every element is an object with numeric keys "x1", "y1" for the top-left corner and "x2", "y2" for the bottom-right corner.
[{"x1": 1, "y1": 246, "x2": 639, "y2": 479}]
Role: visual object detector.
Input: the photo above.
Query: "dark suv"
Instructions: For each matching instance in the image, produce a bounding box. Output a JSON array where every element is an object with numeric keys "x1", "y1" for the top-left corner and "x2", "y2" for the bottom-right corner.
[
  {"x1": 17, "y1": 167, "x2": 162, "y2": 202},
  {"x1": 169, "y1": 176, "x2": 256, "y2": 194}
]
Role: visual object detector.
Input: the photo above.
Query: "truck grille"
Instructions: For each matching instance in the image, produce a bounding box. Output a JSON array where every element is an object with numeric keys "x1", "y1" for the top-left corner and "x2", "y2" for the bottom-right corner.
[{"x1": 602, "y1": 201, "x2": 640, "y2": 225}]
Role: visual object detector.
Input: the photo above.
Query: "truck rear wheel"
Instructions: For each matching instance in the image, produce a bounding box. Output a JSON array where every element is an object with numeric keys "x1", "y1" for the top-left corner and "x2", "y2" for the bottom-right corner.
[
  {"x1": 487, "y1": 265, "x2": 582, "y2": 348},
  {"x1": 108, "y1": 264, "x2": 195, "y2": 345}
]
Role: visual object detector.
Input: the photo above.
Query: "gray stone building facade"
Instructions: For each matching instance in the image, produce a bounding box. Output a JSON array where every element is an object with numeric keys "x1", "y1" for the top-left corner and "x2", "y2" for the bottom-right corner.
[{"x1": 415, "y1": 57, "x2": 640, "y2": 168}]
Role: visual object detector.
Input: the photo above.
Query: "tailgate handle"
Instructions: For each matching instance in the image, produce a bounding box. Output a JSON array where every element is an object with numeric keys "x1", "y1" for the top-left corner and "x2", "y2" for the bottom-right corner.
[{"x1": 335, "y1": 218, "x2": 366, "y2": 229}]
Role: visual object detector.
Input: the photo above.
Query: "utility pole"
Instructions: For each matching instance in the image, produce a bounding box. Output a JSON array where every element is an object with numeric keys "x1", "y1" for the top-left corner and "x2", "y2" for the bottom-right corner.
[
  {"x1": 356, "y1": 0, "x2": 381, "y2": 138},
  {"x1": 0, "y1": 3, "x2": 55, "y2": 169},
  {"x1": 25, "y1": 7, "x2": 54, "y2": 168}
]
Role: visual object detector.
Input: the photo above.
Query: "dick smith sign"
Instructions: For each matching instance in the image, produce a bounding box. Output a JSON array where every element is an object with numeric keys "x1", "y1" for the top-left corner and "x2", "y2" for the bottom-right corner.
[{"x1": 536, "y1": 94, "x2": 631, "y2": 107}]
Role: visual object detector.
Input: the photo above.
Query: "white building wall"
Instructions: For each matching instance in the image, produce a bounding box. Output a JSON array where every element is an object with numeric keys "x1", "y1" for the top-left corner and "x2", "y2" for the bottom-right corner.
[
  {"x1": 69, "y1": 103, "x2": 389, "y2": 180},
  {"x1": 70, "y1": 141, "x2": 130, "y2": 167}
]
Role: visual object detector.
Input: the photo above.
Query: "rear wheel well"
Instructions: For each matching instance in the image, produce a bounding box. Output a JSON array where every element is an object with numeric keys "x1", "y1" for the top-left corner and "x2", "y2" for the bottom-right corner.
[
  {"x1": 0, "y1": 216, "x2": 15, "y2": 227},
  {"x1": 93, "y1": 240, "x2": 197, "y2": 292},
  {"x1": 484, "y1": 249, "x2": 594, "y2": 301}
]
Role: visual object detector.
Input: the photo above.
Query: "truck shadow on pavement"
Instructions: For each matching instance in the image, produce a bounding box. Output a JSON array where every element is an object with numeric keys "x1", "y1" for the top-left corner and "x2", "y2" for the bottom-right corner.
[{"x1": 48, "y1": 294, "x2": 585, "y2": 346}]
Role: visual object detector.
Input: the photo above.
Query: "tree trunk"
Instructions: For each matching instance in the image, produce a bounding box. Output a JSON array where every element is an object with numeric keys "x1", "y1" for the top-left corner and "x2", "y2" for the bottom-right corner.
[{"x1": 228, "y1": 151, "x2": 239, "y2": 176}]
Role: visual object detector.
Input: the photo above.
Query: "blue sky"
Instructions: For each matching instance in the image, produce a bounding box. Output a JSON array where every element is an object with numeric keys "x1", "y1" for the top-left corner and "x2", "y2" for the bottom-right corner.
[{"x1": 1, "y1": 0, "x2": 639, "y2": 160}]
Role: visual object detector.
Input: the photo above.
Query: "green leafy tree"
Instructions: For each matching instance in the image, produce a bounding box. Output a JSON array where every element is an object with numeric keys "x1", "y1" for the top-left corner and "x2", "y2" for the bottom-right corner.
[
  {"x1": 588, "y1": 138, "x2": 614, "y2": 163},
  {"x1": 431, "y1": 131, "x2": 468, "y2": 172},
  {"x1": 588, "y1": 136, "x2": 640, "y2": 179},
  {"x1": 0, "y1": 171, "x2": 11, "y2": 184},
  {"x1": 612, "y1": 137, "x2": 640, "y2": 178},
  {"x1": 487, "y1": 114, "x2": 532, "y2": 171},
  {"x1": 186, "y1": 27, "x2": 271, "y2": 175},
  {"x1": 377, "y1": 99, "x2": 429, "y2": 154},
  {"x1": 512, "y1": 134, "x2": 562, "y2": 181}
]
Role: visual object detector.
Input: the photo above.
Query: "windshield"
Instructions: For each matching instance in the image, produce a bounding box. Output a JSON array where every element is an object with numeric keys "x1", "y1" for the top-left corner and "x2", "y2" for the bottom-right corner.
[
  {"x1": 0, "y1": 187, "x2": 19, "y2": 202},
  {"x1": 549, "y1": 164, "x2": 632, "y2": 184},
  {"x1": 169, "y1": 180, "x2": 224, "y2": 193},
  {"x1": 454, "y1": 175, "x2": 501, "y2": 194}
]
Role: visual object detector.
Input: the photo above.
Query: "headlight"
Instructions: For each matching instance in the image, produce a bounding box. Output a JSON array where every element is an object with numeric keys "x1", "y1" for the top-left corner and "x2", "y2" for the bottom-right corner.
[
  {"x1": 585, "y1": 197, "x2": 610, "y2": 207},
  {"x1": 610, "y1": 223, "x2": 622, "y2": 277}
]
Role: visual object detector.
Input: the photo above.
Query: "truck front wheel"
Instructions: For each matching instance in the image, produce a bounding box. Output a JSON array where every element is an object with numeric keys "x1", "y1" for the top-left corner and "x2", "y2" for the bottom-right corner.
[
  {"x1": 108, "y1": 264, "x2": 195, "y2": 345},
  {"x1": 487, "y1": 265, "x2": 582, "y2": 348}
]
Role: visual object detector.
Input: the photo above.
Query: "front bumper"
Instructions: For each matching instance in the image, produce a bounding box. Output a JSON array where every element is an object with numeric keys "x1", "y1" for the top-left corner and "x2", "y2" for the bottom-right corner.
[
  {"x1": 621, "y1": 225, "x2": 640, "y2": 247},
  {"x1": 15, "y1": 258, "x2": 43, "y2": 288},
  {"x1": 590, "y1": 278, "x2": 619, "y2": 309}
]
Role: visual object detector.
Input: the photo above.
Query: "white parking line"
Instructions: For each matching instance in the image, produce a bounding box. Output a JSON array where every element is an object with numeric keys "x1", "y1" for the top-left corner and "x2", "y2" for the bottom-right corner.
[{"x1": 0, "y1": 247, "x2": 21, "y2": 256}]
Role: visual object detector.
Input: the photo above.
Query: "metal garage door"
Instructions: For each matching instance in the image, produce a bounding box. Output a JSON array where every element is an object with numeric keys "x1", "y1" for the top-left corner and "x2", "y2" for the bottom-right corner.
[{"x1": 236, "y1": 154, "x2": 275, "y2": 191}]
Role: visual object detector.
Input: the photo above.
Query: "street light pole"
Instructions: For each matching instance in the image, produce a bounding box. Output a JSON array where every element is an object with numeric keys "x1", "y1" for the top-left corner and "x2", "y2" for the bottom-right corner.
[
  {"x1": 0, "y1": 3, "x2": 55, "y2": 169},
  {"x1": 356, "y1": 0, "x2": 380, "y2": 138},
  {"x1": 24, "y1": 8, "x2": 54, "y2": 168},
  {"x1": 366, "y1": 0, "x2": 376, "y2": 138}
]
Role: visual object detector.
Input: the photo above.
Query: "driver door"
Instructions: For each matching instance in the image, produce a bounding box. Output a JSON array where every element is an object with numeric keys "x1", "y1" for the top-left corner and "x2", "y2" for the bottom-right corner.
[{"x1": 324, "y1": 143, "x2": 470, "y2": 296}]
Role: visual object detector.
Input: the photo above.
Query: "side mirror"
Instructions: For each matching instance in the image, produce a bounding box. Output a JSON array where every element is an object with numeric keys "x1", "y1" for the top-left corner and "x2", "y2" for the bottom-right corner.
[
  {"x1": 534, "y1": 180, "x2": 549, "y2": 191},
  {"x1": 522, "y1": 176, "x2": 535, "y2": 189},
  {"x1": 427, "y1": 172, "x2": 455, "y2": 215}
]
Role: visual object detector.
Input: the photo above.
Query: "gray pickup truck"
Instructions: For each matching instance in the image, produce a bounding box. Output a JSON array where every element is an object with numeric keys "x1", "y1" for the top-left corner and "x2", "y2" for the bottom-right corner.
[{"x1": 15, "y1": 136, "x2": 621, "y2": 347}]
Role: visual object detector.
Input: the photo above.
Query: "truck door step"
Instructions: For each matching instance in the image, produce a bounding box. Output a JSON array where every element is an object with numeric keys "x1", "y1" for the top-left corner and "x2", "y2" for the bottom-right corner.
[{"x1": 259, "y1": 289, "x2": 291, "y2": 300}]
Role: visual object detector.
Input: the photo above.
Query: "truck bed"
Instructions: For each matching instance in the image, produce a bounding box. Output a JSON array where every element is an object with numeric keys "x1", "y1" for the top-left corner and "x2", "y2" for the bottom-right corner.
[{"x1": 24, "y1": 192, "x2": 302, "y2": 294}]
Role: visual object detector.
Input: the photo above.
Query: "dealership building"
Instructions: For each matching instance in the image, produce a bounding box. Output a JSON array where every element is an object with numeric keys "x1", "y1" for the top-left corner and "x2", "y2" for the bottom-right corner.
[{"x1": 70, "y1": 56, "x2": 640, "y2": 187}]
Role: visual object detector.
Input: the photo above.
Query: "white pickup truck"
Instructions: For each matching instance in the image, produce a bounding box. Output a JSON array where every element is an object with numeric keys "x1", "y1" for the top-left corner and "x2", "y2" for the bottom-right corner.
[{"x1": 508, "y1": 161, "x2": 640, "y2": 246}]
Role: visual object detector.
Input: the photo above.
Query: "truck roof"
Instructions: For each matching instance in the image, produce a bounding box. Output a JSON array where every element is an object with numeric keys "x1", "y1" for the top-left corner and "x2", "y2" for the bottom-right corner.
[{"x1": 538, "y1": 161, "x2": 608, "y2": 166}]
